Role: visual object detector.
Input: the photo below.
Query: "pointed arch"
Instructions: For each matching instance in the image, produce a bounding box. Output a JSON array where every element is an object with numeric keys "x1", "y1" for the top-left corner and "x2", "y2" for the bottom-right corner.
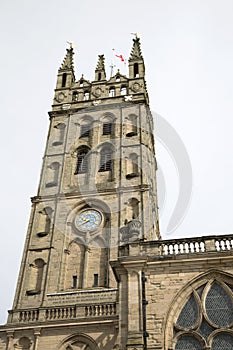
[
  {"x1": 164, "y1": 270, "x2": 233, "y2": 350},
  {"x1": 64, "y1": 240, "x2": 85, "y2": 290},
  {"x1": 59, "y1": 333, "x2": 99, "y2": 350},
  {"x1": 15, "y1": 337, "x2": 31, "y2": 350}
]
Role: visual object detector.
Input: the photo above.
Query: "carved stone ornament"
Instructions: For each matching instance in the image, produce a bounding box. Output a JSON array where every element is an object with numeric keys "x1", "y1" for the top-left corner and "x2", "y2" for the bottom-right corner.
[
  {"x1": 56, "y1": 92, "x2": 65, "y2": 102},
  {"x1": 131, "y1": 82, "x2": 142, "y2": 93},
  {"x1": 92, "y1": 87, "x2": 103, "y2": 98},
  {"x1": 120, "y1": 219, "x2": 142, "y2": 243}
]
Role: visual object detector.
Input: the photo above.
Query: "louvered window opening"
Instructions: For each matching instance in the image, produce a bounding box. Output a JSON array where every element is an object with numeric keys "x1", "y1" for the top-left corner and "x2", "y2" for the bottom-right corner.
[
  {"x1": 80, "y1": 125, "x2": 90, "y2": 138},
  {"x1": 75, "y1": 152, "x2": 88, "y2": 174},
  {"x1": 103, "y1": 123, "x2": 112, "y2": 135},
  {"x1": 99, "y1": 151, "x2": 112, "y2": 172}
]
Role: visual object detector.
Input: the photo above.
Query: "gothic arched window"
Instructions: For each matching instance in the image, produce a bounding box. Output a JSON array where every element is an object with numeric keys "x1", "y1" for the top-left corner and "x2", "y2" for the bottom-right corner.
[
  {"x1": 99, "y1": 147, "x2": 113, "y2": 172},
  {"x1": 75, "y1": 147, "x2": 89, "y2": 174},
  {"x1": 173, "y1": 279, "x2": 233, "y2": 350}
]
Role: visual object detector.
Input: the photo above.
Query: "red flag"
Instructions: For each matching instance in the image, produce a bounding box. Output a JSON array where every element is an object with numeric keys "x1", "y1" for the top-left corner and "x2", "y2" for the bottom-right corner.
[{"x1": 112, "y1": 49, "x2": 126, "y2": 64}]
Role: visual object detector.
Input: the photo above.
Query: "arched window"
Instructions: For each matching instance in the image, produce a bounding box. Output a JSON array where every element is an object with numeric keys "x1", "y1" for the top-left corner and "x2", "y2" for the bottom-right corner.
[
  {"x1": 72, "y1": 91, "x2": 78, "y2": 101},
  {"x1": 98, "y1": 72, "x2": 102, "y2": 81},
  {"x1": 109, "y1": 87, "x2": 115, "y2": 97},
  {"x1": 17, "y1": 337, "x2": 31, "y2": 350},
  {"x1": 83, "y1": 91, "x2": 90, "y2": 101},
  {"x1": 75, "y1": 147, "x2": 89, "y2": 174},
  {"x1": 65, "y1": 241, "x2": 85, "y2": 289},
  {"x1": 99, "y1": 147, "x2": 113, "y2": 172},
  {"x1": 172, "y1": 279, "x2": 233, "y2": 350}
]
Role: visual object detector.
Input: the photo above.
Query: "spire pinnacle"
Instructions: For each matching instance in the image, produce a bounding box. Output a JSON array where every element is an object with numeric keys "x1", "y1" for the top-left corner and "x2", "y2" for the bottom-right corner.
[
  {"x1": 95, "y1": 54, "x2": 106, "y2": 71},
  {"x1": 129, "y1": 36, "x2": 144, "y2": 62},
  {"x1": 59, "y1": 47, "x2": 75, "y2": 72},
  {"x1": 94, "y1": 54, "x2": 106, "y2": 81}
]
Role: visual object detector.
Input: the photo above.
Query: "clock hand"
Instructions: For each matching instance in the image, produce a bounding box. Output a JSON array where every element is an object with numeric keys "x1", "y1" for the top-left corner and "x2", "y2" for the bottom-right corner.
[{"x1": 77, "y1": 219, "x2": 90, "y2": 227}]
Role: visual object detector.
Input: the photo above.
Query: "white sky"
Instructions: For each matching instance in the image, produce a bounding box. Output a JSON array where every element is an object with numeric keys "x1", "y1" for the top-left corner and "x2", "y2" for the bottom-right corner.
[{"x1": 0, "y1": 0, "x2": 233, "y2": 323}]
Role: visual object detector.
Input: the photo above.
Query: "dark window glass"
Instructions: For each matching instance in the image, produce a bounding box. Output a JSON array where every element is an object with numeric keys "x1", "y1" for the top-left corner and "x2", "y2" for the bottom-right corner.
[
  {"x1": 93, "y1": 274, "x2": 99, "y2": 287},
  {"x1": 62, "y1": 73, "x2": 67, "y2": 87},
  {"x1": 72, "y1": 275, "x2": 77, "y2": 288},
  {"x1": 205, "y1": 283, "x2": 233, "y2": 327},
  {"x1": 212, "y1": 333, "x2": 233, "y2": 350},
  {"x1": 175, "y1": 335, "x2": 202, "y2": 350},
  {"x1": 134, "y1": 63, "x2": 139, "y2": 78},
  {"x1": 176, "y1": 294, "x2": 199, "y2": 329}
]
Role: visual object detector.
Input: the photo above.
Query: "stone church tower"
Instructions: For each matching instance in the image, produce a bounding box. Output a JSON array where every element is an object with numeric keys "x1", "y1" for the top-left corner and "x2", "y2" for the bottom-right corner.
[{"x1": 0, "y1": 38, "x2": 233, "y2": 350}]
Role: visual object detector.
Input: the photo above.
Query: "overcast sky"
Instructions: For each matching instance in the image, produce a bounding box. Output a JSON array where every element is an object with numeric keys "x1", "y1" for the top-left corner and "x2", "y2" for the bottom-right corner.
[{"x1": 0, "y1": 0, "x2": 233, "y2": 323}]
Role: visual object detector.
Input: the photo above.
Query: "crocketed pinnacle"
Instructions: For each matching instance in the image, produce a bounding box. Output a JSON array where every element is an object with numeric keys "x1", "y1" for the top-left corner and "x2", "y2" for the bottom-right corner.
[
  {"x1": 95, "y1": 54, "x2": 106, "y2": 72},
  {"x1": 129, "y1": 37, "x2": 144, "y2": 62},
  {"x1": 59, "y1": 47, "x2": 75, "y2": 71}
]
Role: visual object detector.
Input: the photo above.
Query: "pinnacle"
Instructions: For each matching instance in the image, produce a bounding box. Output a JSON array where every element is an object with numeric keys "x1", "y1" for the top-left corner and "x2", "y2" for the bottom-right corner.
[
  {"x1": 129, "y1": 37, "x2": 144, "y2": 62},
  {"x1": 59, "y1": 47, "x2": 75, "y2": 71},
  {"x1": 95, "y1": 54, "x2": 106, "y2": 71}
]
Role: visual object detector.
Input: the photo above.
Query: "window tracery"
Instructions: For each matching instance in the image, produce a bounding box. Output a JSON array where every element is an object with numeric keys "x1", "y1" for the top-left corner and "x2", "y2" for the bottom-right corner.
[{"x1": 173, "y1": 279, "x2": 233, "y2": 350}]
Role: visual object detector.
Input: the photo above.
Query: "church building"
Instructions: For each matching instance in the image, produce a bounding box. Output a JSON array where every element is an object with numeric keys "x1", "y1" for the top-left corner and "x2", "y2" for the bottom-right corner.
[{"x1": 0, "y1": 37, "x2": 232, "y2": 350}]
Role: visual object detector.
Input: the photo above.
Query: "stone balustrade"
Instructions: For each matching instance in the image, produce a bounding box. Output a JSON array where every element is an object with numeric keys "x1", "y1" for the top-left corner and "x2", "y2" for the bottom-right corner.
[
  {"x1": 120, "y1": 234, "x2": 233, "y2": 257},
  {"x1": 8, "y1": 302, "x2": 118, "y2": 324}
]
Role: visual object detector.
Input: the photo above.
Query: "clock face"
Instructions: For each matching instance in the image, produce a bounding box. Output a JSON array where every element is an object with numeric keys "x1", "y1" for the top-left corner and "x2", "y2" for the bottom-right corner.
[{"x1": 75, "y1": 209, "x2": 103, "y2": 232}]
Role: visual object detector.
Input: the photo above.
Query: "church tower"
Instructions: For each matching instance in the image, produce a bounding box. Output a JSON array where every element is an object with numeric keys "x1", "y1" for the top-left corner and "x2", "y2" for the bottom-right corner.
[
  {"x1": 2, "y1": 36, "x2": 232, "y2": 350},
  {"x1": 0, "y1": 38, "x2": 160, "y2": 350}
]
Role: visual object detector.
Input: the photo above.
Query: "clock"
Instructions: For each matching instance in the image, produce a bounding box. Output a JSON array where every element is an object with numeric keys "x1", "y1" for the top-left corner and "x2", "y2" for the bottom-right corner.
[{"x1": 74, "y1": 209, "x2": 103, "y2": 232}]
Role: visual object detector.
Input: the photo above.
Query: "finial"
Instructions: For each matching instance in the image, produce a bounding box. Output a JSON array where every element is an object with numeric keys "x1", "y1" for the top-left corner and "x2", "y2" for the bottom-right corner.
[
  {"x1": 66, "y1": 41, "x2": 76, "y2": 50},
  {"x1": 131, "y1": 32, "x2": 141, "y2": 39}
]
